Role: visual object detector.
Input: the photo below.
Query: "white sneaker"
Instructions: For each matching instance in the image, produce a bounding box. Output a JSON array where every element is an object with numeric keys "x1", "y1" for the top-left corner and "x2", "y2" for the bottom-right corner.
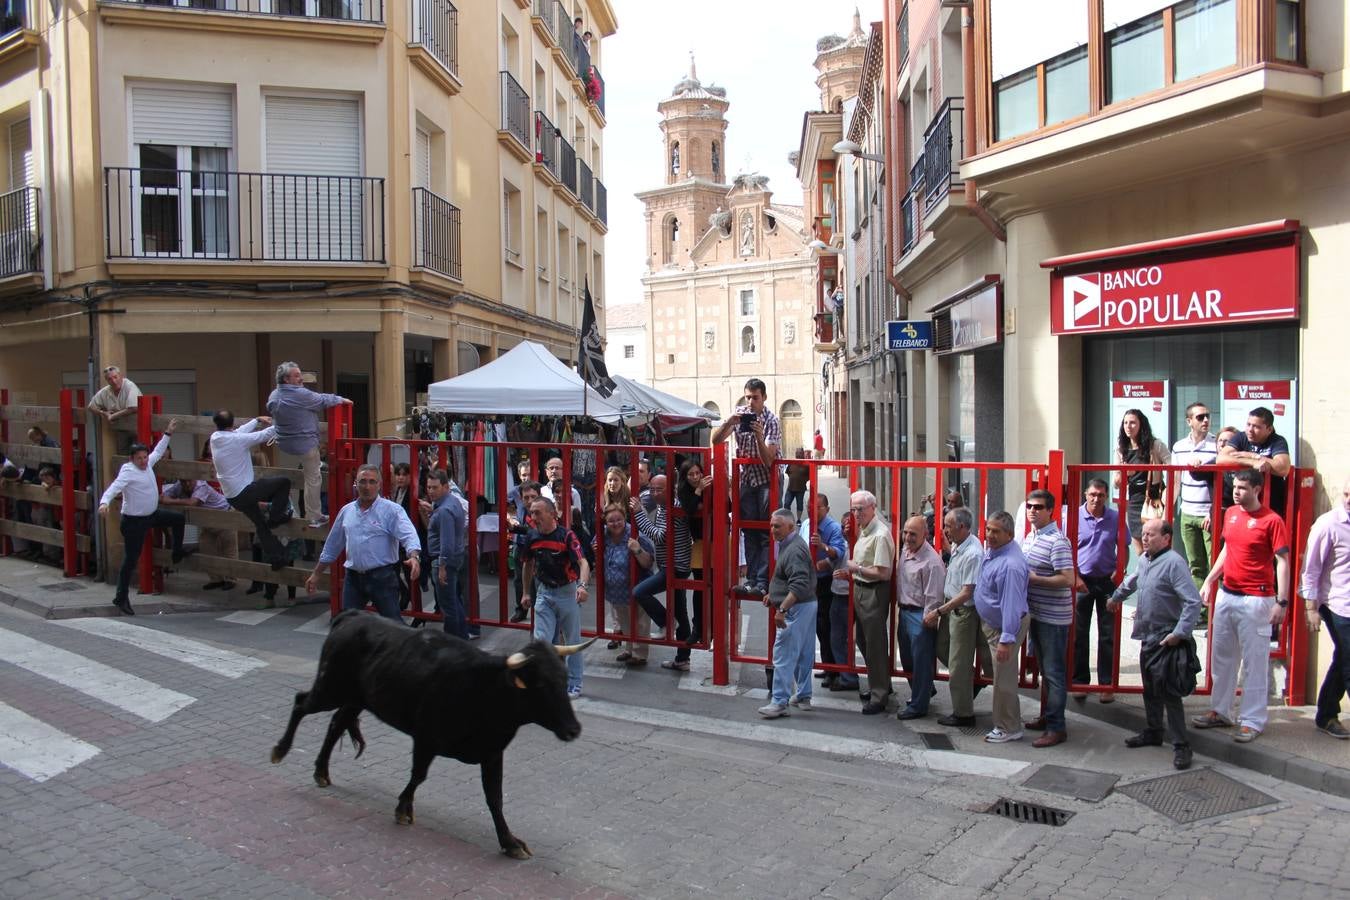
[
  {"x1": 567, "y1": 687, "x2": 582, "y2": 700},
  {"x1": 984, "y1": 728, "x2": 1024, "y2": 744},
  {"x1": 789, "y1": 696, "x2": 812, "y2": 710},
  {"x1": 308, "y1": 514, "x2": 330, "y2": 528},
  {"x1": 758, "y1": 703, "x2": 790, "y2": 719}
]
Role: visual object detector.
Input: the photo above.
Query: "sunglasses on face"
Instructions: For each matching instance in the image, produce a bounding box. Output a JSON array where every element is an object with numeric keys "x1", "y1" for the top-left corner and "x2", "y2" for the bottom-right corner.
[
  {"x1": 1193, "y1": 413, "x2": 1210, "y2": 420},
  {"x1": 1026, "y1": 503, "x2": 1048, "y2": 511}
]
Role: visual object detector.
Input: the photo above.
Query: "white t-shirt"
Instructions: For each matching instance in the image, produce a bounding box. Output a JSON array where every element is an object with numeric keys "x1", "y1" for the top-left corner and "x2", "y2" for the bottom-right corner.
[{"x1": 1172, "y1": 433, "x2": 1219, "y2": 516}]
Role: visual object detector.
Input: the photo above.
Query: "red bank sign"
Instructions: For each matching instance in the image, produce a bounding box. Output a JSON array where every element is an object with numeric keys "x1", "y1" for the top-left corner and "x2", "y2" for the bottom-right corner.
[{"x1": 1048, "y1": 233, "x2": 1299, "y2": 336}]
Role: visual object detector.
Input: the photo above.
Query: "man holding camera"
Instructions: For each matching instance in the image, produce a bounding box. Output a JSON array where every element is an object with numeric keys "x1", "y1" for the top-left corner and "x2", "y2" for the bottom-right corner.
[{"x1": 712, "y1": 378, "x2": 781, "y2": 597}]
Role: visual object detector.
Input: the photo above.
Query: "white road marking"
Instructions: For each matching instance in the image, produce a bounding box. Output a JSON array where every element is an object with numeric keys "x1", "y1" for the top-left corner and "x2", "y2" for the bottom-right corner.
[
  {"x1": 296, "y1": 610, "x2": 333, "y2": 634},
  {"x1": 0, "y1": 701, "x2": 100, "y2": 782},
  {"x1": 574, "y1": 698, "x2": 1028, "y2": 779},
  {"x1": 0, "y1": 628, "x2": 194, "y2": 722},
  {"x1": 220, "y1": 609, "x2": 288, "y2": 626},
  {"x1": 53, "y1": 618, "x2": 266, "y2": 679}
]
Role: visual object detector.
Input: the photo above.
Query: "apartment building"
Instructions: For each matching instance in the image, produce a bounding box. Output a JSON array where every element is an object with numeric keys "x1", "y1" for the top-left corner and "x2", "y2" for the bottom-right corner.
[
  {"x1": 0, "y1": 0, "x2": 615, "y2": 442},
  {"x1": 885, "y1": 0, "x2": 1344, "y2": 517}
]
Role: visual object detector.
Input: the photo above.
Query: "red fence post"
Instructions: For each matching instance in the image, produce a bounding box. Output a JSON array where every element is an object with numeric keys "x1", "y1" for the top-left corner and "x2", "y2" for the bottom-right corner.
[
  {"x1": 712, "y1": 440, "x2": 729, "y2": 686},
  {"x1": 59, "y1": 389, "x2": 77, "y2": 577}
]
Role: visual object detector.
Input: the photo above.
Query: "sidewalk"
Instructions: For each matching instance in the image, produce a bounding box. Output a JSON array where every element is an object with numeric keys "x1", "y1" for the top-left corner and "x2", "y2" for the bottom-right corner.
[{"x1": 2, "y1": 545, "x2": 1348, "y2": 799}]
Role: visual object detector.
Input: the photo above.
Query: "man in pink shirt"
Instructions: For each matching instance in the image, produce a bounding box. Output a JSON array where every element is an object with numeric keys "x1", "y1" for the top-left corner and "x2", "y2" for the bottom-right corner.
[{"x1": 1301, "y1": 476, "x2": 1350, "y2": 740}]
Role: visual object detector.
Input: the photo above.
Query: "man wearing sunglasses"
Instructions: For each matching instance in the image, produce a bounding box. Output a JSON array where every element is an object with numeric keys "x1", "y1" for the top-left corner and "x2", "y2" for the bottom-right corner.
[
  {"x1": 1021, "y1": 489, "x2": 1075, "y2": 748},
  {"x1": 1172, "y1": 402, "x2": 1219, "y2": 590}
]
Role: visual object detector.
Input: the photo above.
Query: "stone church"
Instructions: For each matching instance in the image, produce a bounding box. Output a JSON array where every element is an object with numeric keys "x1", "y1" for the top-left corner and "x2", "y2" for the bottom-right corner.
[{"x1": 636, "y1": 58, "x2": 817, "y2": 455}]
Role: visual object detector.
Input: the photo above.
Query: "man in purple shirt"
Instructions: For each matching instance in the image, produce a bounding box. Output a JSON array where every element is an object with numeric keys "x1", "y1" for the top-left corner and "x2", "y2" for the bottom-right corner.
[
  {"x1": 1073, "y1": 478, "x2": 1122, "y2": 703},
  {"x1": 267, "y1": 361, "x2": 351, "y2": 529},
  {"x1": 975, "y1": 511, "x2": 1030, "y2": 744},
  {"x1": 1301, "y1": 476, "x2": 1350, "y2": 740},
  {"x1": 160, "y1": 478, "x2": 238, "y2": 591},
  {"x1": 896, "y1": 515, "x2": 946, "y2": 720}
]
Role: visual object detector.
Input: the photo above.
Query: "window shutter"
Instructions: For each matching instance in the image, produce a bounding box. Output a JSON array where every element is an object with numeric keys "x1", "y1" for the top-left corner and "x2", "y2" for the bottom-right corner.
[
  {"x1": 9, "y1": 118, "x2": 31, "y2": 188},
  {"x1": 933, "y1": 311, "x2": 953, "y2": 354},
  {"x1": 415, "y1": 127, "x2": 431, "y2": 189},
  {"x1": 265, "y1": 95, "x2": 360, "y2": 175},
  {"x1": 131, "y1": 85, "x2": 234, "y2": 148}
]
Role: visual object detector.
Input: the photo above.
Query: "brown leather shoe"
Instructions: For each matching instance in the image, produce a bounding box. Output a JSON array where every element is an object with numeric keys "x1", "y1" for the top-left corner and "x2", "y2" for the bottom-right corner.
[
  {"x1": 1023, "y1": 716, "x2": 1047, "y2": 731},
  {"x1": 1032, "y1": 731, "x2": 1067, "y2": 748}
]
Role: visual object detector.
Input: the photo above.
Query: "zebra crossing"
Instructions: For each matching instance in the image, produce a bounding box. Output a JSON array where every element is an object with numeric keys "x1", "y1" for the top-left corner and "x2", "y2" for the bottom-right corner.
[{"x1": 0, "y1": 617, "x2": 269, "y2": 783}]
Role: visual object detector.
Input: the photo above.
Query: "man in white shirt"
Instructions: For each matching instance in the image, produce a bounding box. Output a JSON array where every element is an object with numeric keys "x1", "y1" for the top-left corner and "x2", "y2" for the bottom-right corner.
[
  {"x1": 209, "y1": 409, "x2": 292, "y2": 569},
  {"x1": 1172, "y1": 402, "x2": 1220, "y2": 590},
  {"x1": 87, "y1": 365, "x2": 143, "y2": 453},
  {"x1": 99, "y1": 418, "x2": 190, "y2": 615}
]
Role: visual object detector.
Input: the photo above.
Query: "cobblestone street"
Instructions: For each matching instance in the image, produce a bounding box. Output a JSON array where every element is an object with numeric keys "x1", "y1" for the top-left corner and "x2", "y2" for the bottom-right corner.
[{"x1": 0, "y1": 600, "x2": 1347, "y2": 899}]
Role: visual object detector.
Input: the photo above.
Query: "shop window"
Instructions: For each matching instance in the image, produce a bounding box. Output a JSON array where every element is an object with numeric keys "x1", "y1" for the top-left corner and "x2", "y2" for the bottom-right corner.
[{"x1": 1173, "y1": 0, "x2": 1236, "y2": 83}]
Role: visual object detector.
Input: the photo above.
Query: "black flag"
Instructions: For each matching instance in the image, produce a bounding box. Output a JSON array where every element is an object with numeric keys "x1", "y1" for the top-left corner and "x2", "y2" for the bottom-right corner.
[{"x1": 578, "y1": 278, "x2": 617, "y2": 398}]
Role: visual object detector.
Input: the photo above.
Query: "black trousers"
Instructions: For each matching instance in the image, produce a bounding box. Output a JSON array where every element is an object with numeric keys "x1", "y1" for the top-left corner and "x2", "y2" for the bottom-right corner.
[
  {"x1": 1074, "y1": 574, "x2": 1118, "y2": 686},
  {"x1": 1140, "y1": 641, "x2": 1189, "y2": 747},
  {"x1": 815, "y1": 576, "x2": 836, "y2": 669},
  {"x1": 227, "y1": 476, "x2": 292, "y2": 563},
  {"x1": 116, "y1": 510, "x2": 185, "y2": 602}
]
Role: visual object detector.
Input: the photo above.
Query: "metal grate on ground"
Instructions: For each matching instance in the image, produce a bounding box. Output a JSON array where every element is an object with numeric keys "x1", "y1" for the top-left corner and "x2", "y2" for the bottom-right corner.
[
  {"x1": 1117, "y1": 767, "x2": 1278, "y2": 824},
  {"x1": 918, "y1": 732, "x2": 956, "y2": 751},
  {"x1": 985, "y1": 797, "x2": 1074, "y2": 827}
]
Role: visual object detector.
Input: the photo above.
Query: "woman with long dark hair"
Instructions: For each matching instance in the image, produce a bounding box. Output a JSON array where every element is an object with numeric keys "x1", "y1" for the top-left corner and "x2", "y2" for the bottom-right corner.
[{"x1": 1113, "y1": 408, "x2": 1170, "y2": 554}]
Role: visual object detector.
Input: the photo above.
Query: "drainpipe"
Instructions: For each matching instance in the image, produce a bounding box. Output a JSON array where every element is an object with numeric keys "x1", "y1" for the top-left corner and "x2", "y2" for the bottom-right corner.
[{"x1": 961, "y1": 3, "x2": 1006, "y2": 242}]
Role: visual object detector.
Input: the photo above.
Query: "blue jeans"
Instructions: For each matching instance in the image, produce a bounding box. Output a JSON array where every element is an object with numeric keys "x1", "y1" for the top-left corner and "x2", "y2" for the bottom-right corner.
[
  {"x1": 770, "y1": 600, "x2": 818, "y2": 707},
  {"x1": 533, "y1": 581, "x2": 582, "y2": 691},
  {"x1": 342, "y1": 564, "x2": 402, "y2": 621},
  {"x1": 740, "y1": 483, "x2": 770, "y2": 590},
  {"x1": 1317, "y1": 606, "x2": 1350, "y2": 727},
  {"x1": 436, "y1": 561, "x2": 467, "y2": 638},
  {"x1": 897, "y1": 606, "x2": 938, "y2": 714},
  {"x1": 1029, "y1": 619, "x2": 1070, "y2": 733}
]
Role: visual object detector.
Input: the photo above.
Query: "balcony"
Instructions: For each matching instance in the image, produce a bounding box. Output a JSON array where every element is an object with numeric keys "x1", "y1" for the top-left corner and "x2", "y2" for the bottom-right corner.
[
  {"x1": 0, "y1": 186, "x2": 41, "y2": 283},
  {"x1": 103, "y1": 167, "x2": 386, "y2": 264},
  {"x1": 497, "y1": 71, "x2": 532, "y2": 162},
  {"x1": 531, "y1": 0, "x2": 556, "y2": 45},
  {"x1": 533, "y1": 111, "x2": 561, "y2": 183},
  {"x1": 409, "y1": 0, "x2": 459, "y2": 93},
  {"x1": 921, "y1": 97, "x2": 964, "y2": 213},
  {"x1": 577, "y1": 159, "x2": 594, "y2": 214},
  {"x1": 594, "y1": 179, "x2": 607, "y2": 228},
  {"x1": 98, "y1": 0, "x2": 387, "y2": 41},
  {"x1": 101, "y1": 0, "x2": 383, "y2": 20},
  {"x1": 558, "y1": 136, "x2": 577, "y2": 199},
  {"x1": 411, "y1": 187, "x2": 461, "y2": 282},
  {"x1": 587, "y1": 64, "x2": 606, "y2": 119}
]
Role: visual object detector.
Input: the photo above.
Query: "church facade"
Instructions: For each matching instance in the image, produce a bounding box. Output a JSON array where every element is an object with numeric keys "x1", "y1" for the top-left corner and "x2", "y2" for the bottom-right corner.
[{"x1": 636, "y1": 60, "x2": 818, "y2": 455}]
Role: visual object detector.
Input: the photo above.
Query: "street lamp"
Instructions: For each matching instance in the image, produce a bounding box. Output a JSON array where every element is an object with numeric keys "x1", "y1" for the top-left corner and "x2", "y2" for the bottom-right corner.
[{"x1": 832, "y1": 139, "x2": 886, "y2": 164}]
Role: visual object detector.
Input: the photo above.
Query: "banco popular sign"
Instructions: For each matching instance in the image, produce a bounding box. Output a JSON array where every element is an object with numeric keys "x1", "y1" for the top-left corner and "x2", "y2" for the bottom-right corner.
[{"x1": 1048, "y1": 231, "x2": 1299, "y2": 336}]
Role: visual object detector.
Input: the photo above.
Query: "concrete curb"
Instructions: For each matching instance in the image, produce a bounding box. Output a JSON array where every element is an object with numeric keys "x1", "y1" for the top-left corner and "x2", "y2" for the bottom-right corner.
[
  {"x1": 0, "y1": 583, "x2": 326, "y2": 620},
  {"x1": 1067, "y1": 693, "x2": 1350, "y2": 800}
]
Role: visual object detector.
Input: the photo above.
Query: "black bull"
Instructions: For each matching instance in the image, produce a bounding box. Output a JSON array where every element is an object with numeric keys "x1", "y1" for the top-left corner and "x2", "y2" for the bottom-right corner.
[{"x1": 270, "y1": 610, "x2": 590, "y2": 859}]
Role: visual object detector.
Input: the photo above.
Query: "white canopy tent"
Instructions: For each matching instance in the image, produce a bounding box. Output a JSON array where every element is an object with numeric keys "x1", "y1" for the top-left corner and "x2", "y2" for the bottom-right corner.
[
  {"x1": 425, "y1": 341, "x2": 629, "y2": 422},
  {"x1": 611, "y1": 376, "x2": 720, "y2": 424}
]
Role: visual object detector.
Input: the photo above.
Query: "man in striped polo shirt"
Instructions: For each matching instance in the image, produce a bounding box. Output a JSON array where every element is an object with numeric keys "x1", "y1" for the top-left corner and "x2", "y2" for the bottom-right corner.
[{"x1": 1020, "y1": 488, "x2": 1075, "y2": 748}]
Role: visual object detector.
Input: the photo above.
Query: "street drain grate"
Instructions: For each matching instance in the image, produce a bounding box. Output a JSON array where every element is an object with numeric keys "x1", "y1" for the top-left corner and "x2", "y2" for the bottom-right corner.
[
  {"x1": 39, "y1": 582, "x2": 85, "y2": 592},
  {"x1": 985, "y1": 797, "x2": 1074, "y2": 827},
  {"x1": 959, "y1": 724, "x2": 984, "y2": 737},
  {"x1": 1117, "y1": 767, "x2": 1277, "y2": 824},
  {"x1": 918, "y1": 732, "x2": 955, "y2": 751},
  {"x1": 1022, "y1": 764, "x2": 1119, "y2": 802}
]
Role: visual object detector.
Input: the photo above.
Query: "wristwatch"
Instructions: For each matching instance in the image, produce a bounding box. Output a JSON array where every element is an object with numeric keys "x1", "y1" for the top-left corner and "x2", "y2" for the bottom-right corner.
[{"x1": 1276, "y1": 599, "x2": 1289, "y2": 607}]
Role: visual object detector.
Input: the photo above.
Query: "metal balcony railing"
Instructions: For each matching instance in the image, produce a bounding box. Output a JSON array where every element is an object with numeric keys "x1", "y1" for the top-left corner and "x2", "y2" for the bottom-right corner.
[
  {"x1": 577, "y1": 159, "x2": 594, "y2": 213},
  {"x1": 412, "y1": 0, "x2": 458, "y2": 76},
  {"x1": 908, "y1": 153, "x2": 925, "y2": 200},
  {"x1": 574, "y1": 35, "x2": 591, "y2": 86},
  {"x1": 587, "y1": 64, "x2": 605, "y2": 116},
  {"x1": 499, "y1": 71, "x2": 531, "y2": 150},
  {"x1": 531, "y1": 0, "x2": 555, "y2": 42},
  {"x1": 554, "y1": 1, "x2": 578, "y2": 75},
  {"x1": 103, "y1": 167, "x2": 386, "y2": 263},
  {"x1": 534, "y1": 110, "x2": 560, "y2": 180},
  {"x1": 412, "y1": 187, "x2": 461, "y2": 281},
  {"x1": 0, "y1": 186, "x2": 40, "y2": 278},
  {"x1": 559, "y1": 135, "x2": 577, "y2": 197},
  {"x1": 594, "y1": 179, "x2": 607, "y2": 226},
  {"x1": 106, "y1": 0, "x2": 384, "y2": 23},
  {"x1": 922, "y1": 97, "x2": 965, "y2": 212}
]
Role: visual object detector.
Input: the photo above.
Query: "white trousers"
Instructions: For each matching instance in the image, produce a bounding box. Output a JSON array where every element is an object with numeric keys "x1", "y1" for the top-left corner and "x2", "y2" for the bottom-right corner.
[{"x1": 1209, "y1": 588, "x2": 1274, "y2": 731}]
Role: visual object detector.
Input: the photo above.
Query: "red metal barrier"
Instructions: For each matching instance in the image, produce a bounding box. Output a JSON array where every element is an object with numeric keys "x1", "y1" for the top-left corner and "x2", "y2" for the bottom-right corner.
[
  {"x1": 1, "y1": 388, "x2": 90, "y2": 575},
  {"x1": 1062, "y1": 461, "x2": 1314, "y2": 706},
  {"x1": 723, "y1": 454, "x2": 1053, "y2": 690},
  {"x1": 323, "y1": 433, "x2": 719, "y2": 648}
]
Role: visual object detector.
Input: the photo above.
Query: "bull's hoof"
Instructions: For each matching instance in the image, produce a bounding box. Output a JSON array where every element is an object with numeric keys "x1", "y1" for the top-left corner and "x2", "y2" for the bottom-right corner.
[
  {"x1": 503, "y1": 839, "x2": 532, "y2": 860},
  {"x1": 352, "y1": 737, "x2": 366, "y2": 759},
  {"x1": 270, "y1": 746, "x2": 287, "y2": 764},
  {"x1": 395, "y1": 810, "x2": 414, "y2": 826},
  {"x1": 314, "y1": 773, "x2": 331, "y2": 788}
]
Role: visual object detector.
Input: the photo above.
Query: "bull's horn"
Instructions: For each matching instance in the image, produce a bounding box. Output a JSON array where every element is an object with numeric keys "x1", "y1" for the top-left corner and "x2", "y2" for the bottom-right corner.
[
  {"x1": 555, "y1": 637, "x2": 598, "y2": 657},
  {"x1": 505, "y1": 652, "x2": 529, "y2": 669}
]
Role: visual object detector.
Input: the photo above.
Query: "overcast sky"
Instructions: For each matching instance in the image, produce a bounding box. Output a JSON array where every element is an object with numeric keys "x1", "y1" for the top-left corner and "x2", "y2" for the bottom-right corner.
[{"x1": 601, "y1": 0, "x2": 885, "y2": 309}]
